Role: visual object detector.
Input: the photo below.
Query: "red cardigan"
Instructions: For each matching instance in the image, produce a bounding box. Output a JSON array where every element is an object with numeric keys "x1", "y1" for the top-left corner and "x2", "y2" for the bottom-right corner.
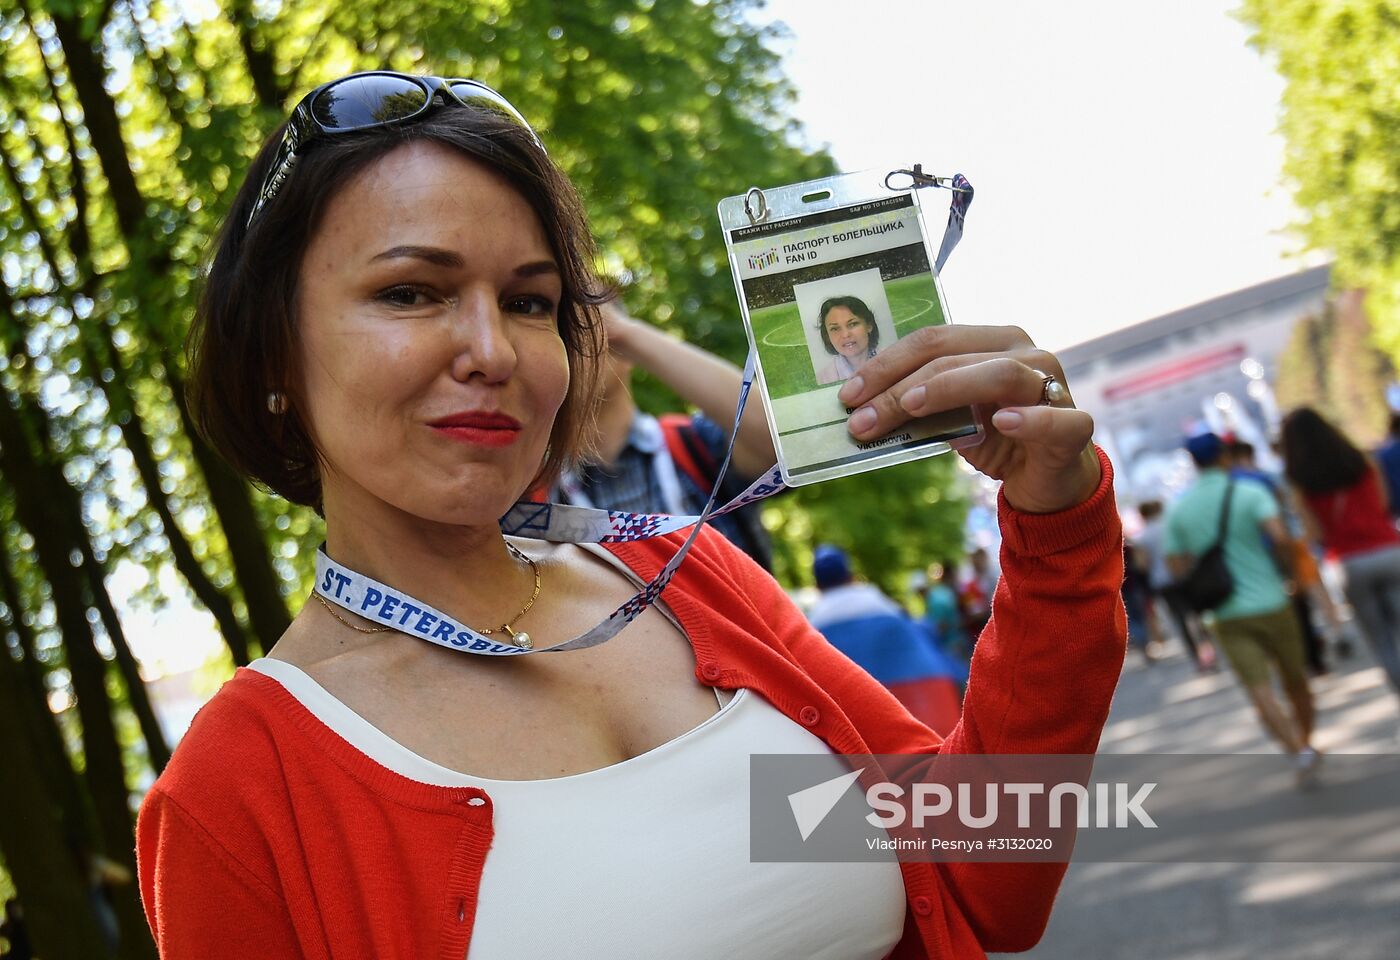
[{"x1": 137, "y1": 449, "x2": 1125, "y2": 959}]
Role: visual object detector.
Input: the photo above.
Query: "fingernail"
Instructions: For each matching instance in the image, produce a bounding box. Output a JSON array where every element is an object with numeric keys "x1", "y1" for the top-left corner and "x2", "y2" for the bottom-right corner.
[
  {"x1": 850, "y1": 406, "x2": 877, "y2": 434},
  {"x1": 838, "y1": 376, "x2": 864, "y2": 403},
  {"x1": 993, "y1": 409, "x2": 1023, "y2": 432},
  {"x1": 901, "y1": 386, "x2": 926, "y2": 412}
]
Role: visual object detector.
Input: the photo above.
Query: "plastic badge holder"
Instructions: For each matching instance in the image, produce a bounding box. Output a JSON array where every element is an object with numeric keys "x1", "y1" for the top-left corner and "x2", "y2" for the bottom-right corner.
[{"x1": 718, "y1": 169, "x2": 983, "y2": 487}]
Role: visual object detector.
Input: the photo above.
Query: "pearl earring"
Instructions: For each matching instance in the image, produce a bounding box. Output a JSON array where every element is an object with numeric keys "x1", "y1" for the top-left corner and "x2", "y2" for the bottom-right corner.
[{"x1": 267, "y1": 391, "x2": 287, "y2": 414}]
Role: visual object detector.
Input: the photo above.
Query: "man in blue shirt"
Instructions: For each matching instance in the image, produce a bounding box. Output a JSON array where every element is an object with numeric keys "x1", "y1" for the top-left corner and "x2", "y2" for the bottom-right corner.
[
  {"x1": 807, "y1": 546, "x2": 965, "y2": 736},
  {"x1": 1166, "y1": 433, "x2": 1321, "y2": 786}
]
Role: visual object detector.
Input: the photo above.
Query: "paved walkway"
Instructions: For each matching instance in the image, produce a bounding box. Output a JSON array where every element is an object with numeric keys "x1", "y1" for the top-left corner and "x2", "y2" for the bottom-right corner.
[{"x1": 1010, "y1": 634, "x2": 1400, "y2": 960}]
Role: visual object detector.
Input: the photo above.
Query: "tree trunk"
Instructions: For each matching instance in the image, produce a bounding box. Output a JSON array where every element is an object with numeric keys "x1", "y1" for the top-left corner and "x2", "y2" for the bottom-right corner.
[
  {"x1": 0, "y1": 541, "x2": 102, "y2": 856},
  {"x1": 0, "y1": 644, "x2": 117, "y2": 960},
  {"x1": 79, "y1": 324, "x2": 254, "y2": 667},
  {"x1": 0, "y1": 400, "x2": 159, "y2": 960},
  {"x1": 40, "y1": 2, "x2": 146, "y2": 243},
  {"x1": 226, "y1": 0, "x2": 287, "y2": 109},
  {"x1": 21, "y1": 393, "x2": 174, "y2": 770},
  {"x1": 79, "y1": 544, "x2": 173, "y2": 770},
  {"x1": 166, "y1": 361, "x2": 293, "y2": 655}
]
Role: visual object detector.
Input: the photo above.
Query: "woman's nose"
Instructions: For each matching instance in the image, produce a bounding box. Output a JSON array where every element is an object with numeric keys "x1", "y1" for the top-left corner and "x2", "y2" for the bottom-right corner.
[{"x1": 448, "y1": 296, "x2": 517, "y2": 384}]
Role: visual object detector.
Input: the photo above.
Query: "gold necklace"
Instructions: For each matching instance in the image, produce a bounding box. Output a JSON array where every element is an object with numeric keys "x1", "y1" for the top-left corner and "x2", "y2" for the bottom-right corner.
[
  {"x1": 478, "y1": 542, "x2": 542, "y2": 649},
  {"x1": 312, "y1": 591, "x2": 392, "y2": 633},
  {"x1": 310, "y1": 542, "x2": 542, "y2": 648}
]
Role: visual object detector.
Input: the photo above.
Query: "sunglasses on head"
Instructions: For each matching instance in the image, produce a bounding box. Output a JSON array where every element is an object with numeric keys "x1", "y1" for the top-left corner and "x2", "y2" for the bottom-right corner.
[{"x1": 246, "y1": 71, "x2": 542, "y2": 228}]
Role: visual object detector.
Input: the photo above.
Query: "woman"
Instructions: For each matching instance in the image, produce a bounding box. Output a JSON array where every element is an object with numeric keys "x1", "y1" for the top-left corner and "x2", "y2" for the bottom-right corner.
[
  {"x1": 815, "y1": 295, "x2": 880, "y2": 385},
  {"x1": 136, "y1": 70, "x2": 1124, "y2": 959},
  {"x1": 1281, "y1": 408, "x2": 1400, "y2": 702},
  {"x1": 921, "y1": 561, "x2": 968, "y2": 663}
]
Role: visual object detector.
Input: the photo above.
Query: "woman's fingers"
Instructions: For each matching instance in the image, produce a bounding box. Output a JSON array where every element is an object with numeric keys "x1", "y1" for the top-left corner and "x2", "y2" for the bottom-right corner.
[
  {"x1": 837, "y1": 324, "x2": 1036, "y2": 409},
  {"x1": 982, "y1": 404, "x2": 1102, "y2": 513},
  {"x1": 847, "y1": 354, "x2": 1063, "y2": 441},
  {"x1": 990, "y1": 404, "x2": 1096, "y2": 452}
]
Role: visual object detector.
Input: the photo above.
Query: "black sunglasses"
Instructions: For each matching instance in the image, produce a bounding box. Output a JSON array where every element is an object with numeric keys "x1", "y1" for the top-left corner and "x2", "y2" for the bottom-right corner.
[{"x1": 246, "y1": 71, "x2": 543, "y2": 227}]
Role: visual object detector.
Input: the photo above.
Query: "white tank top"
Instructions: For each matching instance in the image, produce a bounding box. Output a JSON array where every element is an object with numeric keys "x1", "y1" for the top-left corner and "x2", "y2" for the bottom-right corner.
[{"x1": 251, "y1": 546, "x2": 906, "y2": 959}]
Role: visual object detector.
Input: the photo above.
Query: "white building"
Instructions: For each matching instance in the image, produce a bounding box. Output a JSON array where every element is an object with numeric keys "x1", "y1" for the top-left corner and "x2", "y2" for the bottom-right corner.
[{"x1": 1059, "y1": 265, "x2": 1331, "y2": 504}]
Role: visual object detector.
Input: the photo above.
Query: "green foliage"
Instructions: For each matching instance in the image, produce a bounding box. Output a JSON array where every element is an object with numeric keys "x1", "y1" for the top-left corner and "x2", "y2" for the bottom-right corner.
[
  {"x1": 1241, "y1": 0, "x2": 1400, "y2": 356},
  {"x1": 765, "y1": 453, "x2": 968, "y2": 597},
  {"x1": 1274, "y1": 294, "x2": 1393, "y2": 444}
]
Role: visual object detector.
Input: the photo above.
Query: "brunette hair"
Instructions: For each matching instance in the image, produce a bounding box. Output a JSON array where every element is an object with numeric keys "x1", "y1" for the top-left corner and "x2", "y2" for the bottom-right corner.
[
  {"x1": 1279, "y1": 407, "x2": 1369, "y2": 494},
  {"x1": 816, "y1": 296, "x2": 879, "y2": 355},
  {"x1": 185, "y1": 98, "x2": 607, "y2": 510}
]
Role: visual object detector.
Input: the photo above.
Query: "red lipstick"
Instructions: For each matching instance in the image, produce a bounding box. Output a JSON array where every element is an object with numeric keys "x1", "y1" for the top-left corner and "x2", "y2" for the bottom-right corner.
[{"x1": 428, "y1": 411, "x2": 523, "y2": 448}]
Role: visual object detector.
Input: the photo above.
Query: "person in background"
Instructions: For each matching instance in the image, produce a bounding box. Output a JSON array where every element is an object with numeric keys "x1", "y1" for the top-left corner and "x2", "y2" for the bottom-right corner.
[
  {"x1": 807, "y1": 546, "x2": 965, "y2": 736},
  {"x1": 1166, "y1": 432, "x2": 1320, "y2": 786},
  {"x1": 1374, "y1": 411, "x2": 1400, "y2": 518},
  {"x1": 958, "y1": 547, "x2": 997, "y2": 644},
  {"x1": 556, "y1": 299, "x2": 775, "y2": 568},
  {"x1": 1281, "y1": 408, "x2": 1400, "y2": 714},
  {"x1": 1136, "y1": 500, "x2": 1215, "y2": 671},
  {"x1": 1229, "y1": 438, "x2": 1329, "y2": 675},
  {"x1": 921, "y1": 560, "x2": 969, "y2": 664},
  {"x1": 1226, "y1": 439, "x2": 1278, "y2": 494},
  {"x1": 1121, "y1": 542, "x2": 1159, "y2": 665}
]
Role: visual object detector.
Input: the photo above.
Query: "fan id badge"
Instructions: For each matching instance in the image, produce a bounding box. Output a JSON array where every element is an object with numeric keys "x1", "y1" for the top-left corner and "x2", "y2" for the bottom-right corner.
[{"x1": 718, "y1": 167, "x2": 983, "y2": 486}]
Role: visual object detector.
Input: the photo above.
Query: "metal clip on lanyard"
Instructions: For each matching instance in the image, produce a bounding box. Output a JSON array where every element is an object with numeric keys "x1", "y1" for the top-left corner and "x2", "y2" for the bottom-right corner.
[
  {"x1": 885, "y1": 165, "x2": 974, "y2": 273},
  {"x1": 314, "y1": 166, "x2": 974, "y2": 657}
]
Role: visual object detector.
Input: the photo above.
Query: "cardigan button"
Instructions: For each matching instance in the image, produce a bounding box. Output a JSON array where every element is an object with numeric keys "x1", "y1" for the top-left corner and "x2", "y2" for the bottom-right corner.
[
  {"x1": 700, "y1": 662, "x2": 723, "y2": 682},
  {"x1": 798, "y1": 706, "x2": 821, "y2": 727},
  {"x1": 912, "y1": 895, "x2": 933, "y2": 916}
]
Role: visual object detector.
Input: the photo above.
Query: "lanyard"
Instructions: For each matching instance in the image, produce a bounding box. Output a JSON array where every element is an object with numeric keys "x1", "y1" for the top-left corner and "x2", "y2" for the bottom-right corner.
[{"x1": 314, "y1": 172, "x2": 974, "y2": 656}]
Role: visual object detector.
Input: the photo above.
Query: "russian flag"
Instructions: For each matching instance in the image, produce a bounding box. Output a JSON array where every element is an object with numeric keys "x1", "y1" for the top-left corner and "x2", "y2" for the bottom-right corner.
[{"x1": 807, "y1": 584, "x2": 966, "y2": 737}]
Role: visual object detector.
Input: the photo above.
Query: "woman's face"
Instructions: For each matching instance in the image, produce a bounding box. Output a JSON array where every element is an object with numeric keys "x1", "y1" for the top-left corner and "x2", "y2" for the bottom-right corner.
[
  {"x1": 825, "y1": 306, "x2": 872, "y2": 360},
  {"x1": 294, "y1": 141, "x2": 569, "y2": 526}
]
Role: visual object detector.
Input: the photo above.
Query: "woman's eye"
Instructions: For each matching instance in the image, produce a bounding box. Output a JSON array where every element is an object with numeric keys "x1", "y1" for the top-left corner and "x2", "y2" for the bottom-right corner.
[
  {"x1": 377, "y1": 285, "x2": 437, "y2": 308},
  {"x1": 505, "y1": 295, "x2": 556, "y2": 317}
]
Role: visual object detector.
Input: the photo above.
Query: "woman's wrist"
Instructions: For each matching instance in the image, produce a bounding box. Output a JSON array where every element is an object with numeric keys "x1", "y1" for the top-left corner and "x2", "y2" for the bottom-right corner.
[
  {"x1": 997, "y1": 446, "x2": 1117, "y2": 558},
  {"x1": 999, "y1": 443, "x2": 1103, "y2": 515}
]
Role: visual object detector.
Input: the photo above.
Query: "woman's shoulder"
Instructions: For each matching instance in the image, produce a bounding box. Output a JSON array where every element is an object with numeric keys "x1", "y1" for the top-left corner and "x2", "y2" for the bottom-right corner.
[
  {"x1": 603, "y1": 522, "x2": 768, "y2": 589},
  {"x1": 148, "y1": 669, "x2": 306, "y2": 811}
]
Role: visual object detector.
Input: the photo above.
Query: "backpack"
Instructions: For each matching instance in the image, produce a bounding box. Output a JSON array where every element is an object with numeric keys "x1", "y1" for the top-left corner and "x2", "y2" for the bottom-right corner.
[
  {"x1": 1178, "y1": 480, "x2": 1236, "y2": 613},
  {"x1": 658, "y1": 414, "x2": 774, "y2": 571}
]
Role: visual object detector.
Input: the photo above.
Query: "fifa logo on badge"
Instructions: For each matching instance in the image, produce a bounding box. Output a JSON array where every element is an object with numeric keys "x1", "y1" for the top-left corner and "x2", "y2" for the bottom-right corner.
[{"x1": 747, "y1": 248, "x2": 780, "y2": 272}]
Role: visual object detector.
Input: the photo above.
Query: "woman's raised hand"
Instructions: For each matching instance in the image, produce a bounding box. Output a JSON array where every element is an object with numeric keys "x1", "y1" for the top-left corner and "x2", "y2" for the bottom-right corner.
[{"x1": 837, "y1": 325, "x2": 1100, "y2": 514}]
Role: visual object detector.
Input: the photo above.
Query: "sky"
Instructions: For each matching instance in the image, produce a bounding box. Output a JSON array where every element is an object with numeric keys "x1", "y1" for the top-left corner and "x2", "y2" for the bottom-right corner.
[
  {"x1": 759, "y1": 0, "x2": 1323, "y2": 351},
  {"x1": 122, "y1": 0, "x2": 1315, "y2": 680}
]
